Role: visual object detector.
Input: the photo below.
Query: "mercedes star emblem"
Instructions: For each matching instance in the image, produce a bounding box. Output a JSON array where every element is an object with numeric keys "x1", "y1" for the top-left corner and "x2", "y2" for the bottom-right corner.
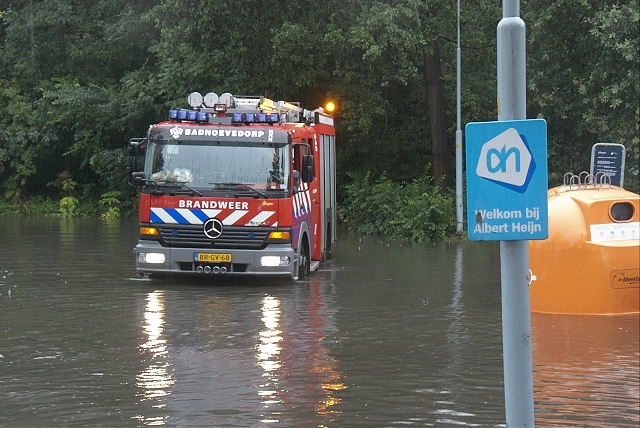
[{"x1": 203, "y1": 218, "x2": 223, "y2": 239}]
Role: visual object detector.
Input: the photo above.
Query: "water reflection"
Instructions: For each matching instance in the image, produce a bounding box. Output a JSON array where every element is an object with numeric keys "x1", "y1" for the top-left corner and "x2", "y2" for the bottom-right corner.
[
  {"x1": 447, "y1": 245, "x2": 466, "y2": 345},
  {"x1": 308, "y1": 276, "x2": 346, "y2": 417},
  {"x1": 254, "y1": 277, "x2": 346, "y2": 424},
  {"x1": 440, "y1": 245, "x2": 475, "y2": 425},
  {"x1": 195, "y1": 296, "x2": 232, "y2": 348},
  {"x1": 135, "y1": 291, "x2": 175, "y2": 425},
  {"x1": 257, "y1": 295, "x2": 284, "y2": 415},
  {"x1": 533, "y1": 313, "x2": 640, "y2": 427}
]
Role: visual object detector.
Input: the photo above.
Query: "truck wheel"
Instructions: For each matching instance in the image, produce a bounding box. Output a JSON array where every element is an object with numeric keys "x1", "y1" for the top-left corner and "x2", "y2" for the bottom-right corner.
[{"x1": 297, "y1": 239, "x2": 310, "y2": 280}]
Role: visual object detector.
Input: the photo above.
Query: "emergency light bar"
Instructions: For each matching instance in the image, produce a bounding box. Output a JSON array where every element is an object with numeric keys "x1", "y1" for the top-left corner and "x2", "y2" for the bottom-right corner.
[{"x1": 169, "y1": 91, "x2": 333, "y2": 125}]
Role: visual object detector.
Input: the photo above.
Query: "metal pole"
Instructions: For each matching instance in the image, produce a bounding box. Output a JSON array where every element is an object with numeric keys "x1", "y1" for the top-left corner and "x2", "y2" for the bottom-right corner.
[
  {"x1": 455, "y1": 0, "x2": 464, "y2": 233},
  {"x1": 497, "y1": 0, "x2": 535, "y2": 426}
]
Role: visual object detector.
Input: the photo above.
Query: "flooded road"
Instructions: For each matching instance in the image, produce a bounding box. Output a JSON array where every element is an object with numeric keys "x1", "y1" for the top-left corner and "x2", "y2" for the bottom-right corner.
[{"x1": 0, "y1": 217, "x2": 638, "y2": 427}]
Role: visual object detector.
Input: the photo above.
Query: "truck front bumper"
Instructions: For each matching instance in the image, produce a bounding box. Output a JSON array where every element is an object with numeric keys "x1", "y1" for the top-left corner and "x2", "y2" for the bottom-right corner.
[{"x1": 133, "y1": 241, "x2": 296, "y2": 278}]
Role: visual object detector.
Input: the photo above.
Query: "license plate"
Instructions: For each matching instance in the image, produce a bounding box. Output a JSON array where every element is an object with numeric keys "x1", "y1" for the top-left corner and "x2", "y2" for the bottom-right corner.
[{"x1": 194, "y1": 253, "x2": 232, "y2": 263}]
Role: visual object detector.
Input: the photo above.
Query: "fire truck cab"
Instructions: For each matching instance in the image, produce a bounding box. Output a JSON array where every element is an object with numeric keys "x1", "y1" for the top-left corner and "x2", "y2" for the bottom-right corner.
[{"x1": 127, "y1": 92, "x2": 336, "y2": 280}]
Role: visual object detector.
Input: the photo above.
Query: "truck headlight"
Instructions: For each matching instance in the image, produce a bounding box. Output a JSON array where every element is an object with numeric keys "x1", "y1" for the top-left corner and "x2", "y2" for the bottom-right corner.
[
  {"x1": 260, "y1": 256, "x2": 290, "y2": 267},
  {"x1": 138, "y1": 252, "x2": 166, "y2": 264}
]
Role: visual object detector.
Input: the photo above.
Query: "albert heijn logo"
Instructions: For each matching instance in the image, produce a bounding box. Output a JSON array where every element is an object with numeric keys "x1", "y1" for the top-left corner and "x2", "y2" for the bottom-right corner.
[
  {"x1": 465, "y1": 119, "x2": 548, "y2": 241},
  {"x1": 476, "y1": 127, "x2": 535, "y2": 193}
]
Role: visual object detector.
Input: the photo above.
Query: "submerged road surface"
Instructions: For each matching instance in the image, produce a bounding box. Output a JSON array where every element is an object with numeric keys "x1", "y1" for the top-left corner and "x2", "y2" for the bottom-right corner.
[{"x1": 0, "y1": 217, "x2": 638, "y2": 426}]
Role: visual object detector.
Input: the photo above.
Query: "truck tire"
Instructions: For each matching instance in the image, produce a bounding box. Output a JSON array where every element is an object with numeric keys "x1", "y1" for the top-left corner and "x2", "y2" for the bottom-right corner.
[{"x1": 297, "y1": 237, "x2": 310, "y2": 280}]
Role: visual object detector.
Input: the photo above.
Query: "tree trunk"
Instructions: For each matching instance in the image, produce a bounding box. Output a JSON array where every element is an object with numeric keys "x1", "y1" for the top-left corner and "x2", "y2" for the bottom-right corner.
[{"x1": 424, "y1": 40, "x2": 453, "y2": 191}]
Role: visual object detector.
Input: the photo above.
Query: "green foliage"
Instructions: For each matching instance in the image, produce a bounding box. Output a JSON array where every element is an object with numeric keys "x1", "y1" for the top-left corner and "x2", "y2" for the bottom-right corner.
[
  {"x1": 59, "y1": 196, "x2": 79, "y2": 217},
  {"x1": 41, "y1": 80, "x2": 157, "y2": 166},
  {"x1": 0, "y1": 0, "x2": 637, "y2": 232},
  {"x1": 90, "y1": 148, "x2": 130, "y2": 193},
  {"x1": 339, "y1": 171, "x2": 456, "y2": 241},
  {"x1": 61, "y1": 178, "x2": 76, "y2": 196},
  {"x1": 0, "y1": 80, "x2": 46, "y2": 199},
  {"x1": 0, "y1": 195, "x2": 59, "y2": 216},
  {"x1": 524, "y1": 0, "x2": 639, "y2": 193},
  {"x1": 0, "y1": 0, "x2": 161, "y2": 201},
  {"x1": 146, "y1": 1, "x2": 280, "y2": 100},
  {"x1": 99, "y1": 190, "x2": 122, "y2": 219},
  {"x1": 269, "y1": 21, "x2": 330, "y2": 96}
]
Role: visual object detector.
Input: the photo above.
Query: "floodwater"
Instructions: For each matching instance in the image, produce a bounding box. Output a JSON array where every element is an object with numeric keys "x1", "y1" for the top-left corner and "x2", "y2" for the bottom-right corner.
[{"x1": 0, "y1": 217, "x2": 637, "y2": 427}]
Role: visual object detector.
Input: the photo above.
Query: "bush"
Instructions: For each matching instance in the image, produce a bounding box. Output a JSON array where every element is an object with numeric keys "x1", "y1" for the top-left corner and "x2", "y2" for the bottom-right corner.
[
  {"x1": 338, "y1": 171, "x2": 456, "y2": 241},
  {"x1": 0, "y1": 196, "x2": 59, "y2": 216},
  {"x1": 59, "y1": 196, "x2": 79, "y2": 217},
  {"x1": 99, "y1": 190, "x2": 122, "y2": 219}
]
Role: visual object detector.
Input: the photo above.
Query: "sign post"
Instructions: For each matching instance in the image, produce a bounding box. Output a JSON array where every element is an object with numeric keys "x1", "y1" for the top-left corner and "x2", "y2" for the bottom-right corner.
[
  {"x1": 464, "y1": 1, "x2": 546, "y2": 426},
  {"x1": 466, "y1": 118, "x2": 547, "y2": 427}
]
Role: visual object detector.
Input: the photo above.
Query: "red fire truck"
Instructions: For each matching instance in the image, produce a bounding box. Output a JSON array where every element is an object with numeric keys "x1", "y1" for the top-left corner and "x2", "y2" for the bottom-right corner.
[{"x1": 127, "y1": 92, "x2": 336, "y2": 280}]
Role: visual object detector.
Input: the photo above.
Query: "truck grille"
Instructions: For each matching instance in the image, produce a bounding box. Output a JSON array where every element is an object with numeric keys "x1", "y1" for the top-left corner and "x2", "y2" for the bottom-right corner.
[{"x1": 151, "y1": 224, "x2": 272, "y2": 250}]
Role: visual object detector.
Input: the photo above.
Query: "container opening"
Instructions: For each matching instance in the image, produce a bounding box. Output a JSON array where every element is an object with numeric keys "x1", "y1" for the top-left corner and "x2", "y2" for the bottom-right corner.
[{"x1": 610, "y1": 202, "x2": 635, "y2": 222}]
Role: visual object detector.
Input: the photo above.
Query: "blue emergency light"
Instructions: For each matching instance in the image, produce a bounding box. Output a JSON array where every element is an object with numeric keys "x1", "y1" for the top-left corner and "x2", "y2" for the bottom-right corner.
[
  {"x1": 168, "y1": 108, "x2": 280, "y2": 124},
  {"x1": 230, "y1": 112, "x2": 279, "y2": 124},
  {"x1": 169, "y1": 109, "x2": 210, "y2": 122}
]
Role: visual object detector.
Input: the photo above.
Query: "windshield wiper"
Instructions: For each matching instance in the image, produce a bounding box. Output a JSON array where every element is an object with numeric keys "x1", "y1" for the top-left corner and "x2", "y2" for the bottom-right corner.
[
  {"x1": 237, "y1": 185, "x2": 269, "y2": 199},
  {"x1": 176, "y1": 183, "x2": 203, "y2": 196},
  {"x1": 158, "y1": 182, "x2": 203, "y2": 196},
  {"x1": 210, "y1": 182, "x2": 268, "y2": 198},
  {"x1": 140, "y1": 178, "x2": 203, "y2": 196}
]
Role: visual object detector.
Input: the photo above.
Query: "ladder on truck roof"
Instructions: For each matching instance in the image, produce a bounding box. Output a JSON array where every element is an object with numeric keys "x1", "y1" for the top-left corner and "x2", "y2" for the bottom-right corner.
[{"x1": 186, "y1": 91, "x2": 320, "y2": 124}]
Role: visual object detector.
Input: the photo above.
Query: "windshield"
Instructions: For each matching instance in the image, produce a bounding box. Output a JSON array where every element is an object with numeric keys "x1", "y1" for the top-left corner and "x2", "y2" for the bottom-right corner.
[{"x1": 144, "y1": 140, "x2": 290, "y2": 192}]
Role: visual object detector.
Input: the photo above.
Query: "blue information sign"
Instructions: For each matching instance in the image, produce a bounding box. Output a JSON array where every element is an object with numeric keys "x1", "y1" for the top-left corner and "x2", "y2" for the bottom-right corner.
[{"x1": 465, "y1": 119, "x2": 548, "y2": 241}]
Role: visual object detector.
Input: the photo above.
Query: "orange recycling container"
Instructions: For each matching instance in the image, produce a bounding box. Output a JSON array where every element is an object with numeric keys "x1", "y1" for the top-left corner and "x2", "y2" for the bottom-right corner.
[{"x1": 529, "y1": 183, "x2": 639, "y2": 315}]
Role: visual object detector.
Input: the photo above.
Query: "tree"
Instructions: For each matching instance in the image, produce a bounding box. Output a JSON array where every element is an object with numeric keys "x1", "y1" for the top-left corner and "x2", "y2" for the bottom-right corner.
[
  {"x1": 6, "y1": 0, "x2": 633, "y2": 217},
  {"x1": 0, "y1": 0, "x2": 161, "y2": 199},
  {"x1": 146, "y1": 0, "x2": 287, "y2": 104},
  {"x1": 425, "y1": 38, "x2": 452, "y2": 190},
  {"x1": 324, "y1": 0, "x2": 500, "y2": 189},
  {"x1": 524, "y1": 0, "x2": 639, "y2": 192}
]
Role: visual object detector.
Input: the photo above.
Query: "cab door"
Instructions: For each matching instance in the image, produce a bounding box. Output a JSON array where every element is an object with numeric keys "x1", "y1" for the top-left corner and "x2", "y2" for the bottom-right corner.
[{"x1": 292, "y1": 136, "x2": 317, "y2": 255}]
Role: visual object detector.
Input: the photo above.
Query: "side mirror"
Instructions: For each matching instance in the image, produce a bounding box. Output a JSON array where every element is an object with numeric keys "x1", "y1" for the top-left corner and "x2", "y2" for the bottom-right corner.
[
  {"x1": 301, "y1": 154, "x2": 315, "y2": 182},
  {"x1": 132, "y1": 172, "x2": 146, "y2": 187},
  {"x1": 127, "y1": 157, "x2": 136, "y2": 186},
  {"x1": 128, "y1": 138, "x2": 146, "y2": 155},
  {"x1": 127, "y1": 138, "x2": 146, "y2": 186}
]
